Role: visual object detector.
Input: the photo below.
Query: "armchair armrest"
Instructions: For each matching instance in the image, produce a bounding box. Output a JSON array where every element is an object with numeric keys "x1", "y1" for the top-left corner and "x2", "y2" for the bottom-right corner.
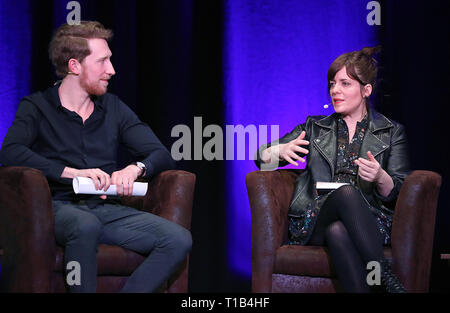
[
  {"x1": 147, "y1": 170, "x2": 196, "y2": 230},
  {"x1": 122, "y1": 170, "x2": 195, "y2": 230},
  {"x1": 391, "y1": 170, "x2": 441, "y2": 292},
  {"x1": 0, "y1": 166, "x2": 55, "y2": 292},
  {"x1": 246, "y1": 169, "x2": 302, "y2": 292},
  {"x1": 138, "y1": 169, "x2": 196, "y2": 293}
]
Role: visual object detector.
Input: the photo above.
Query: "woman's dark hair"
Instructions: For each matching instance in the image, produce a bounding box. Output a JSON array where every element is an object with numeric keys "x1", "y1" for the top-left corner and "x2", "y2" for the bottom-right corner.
[
  {"x1": 327, "y1": 46, "x2": 381, "y2": 92},
  {"x1": 49, "y1": 21, "x2": 113, "y2": 78}
]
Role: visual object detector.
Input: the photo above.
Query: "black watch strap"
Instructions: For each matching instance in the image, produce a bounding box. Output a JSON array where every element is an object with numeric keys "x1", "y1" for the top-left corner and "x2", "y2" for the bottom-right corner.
[{"x1": 134, "y1": 161, "x2": 146, "y2": 177}]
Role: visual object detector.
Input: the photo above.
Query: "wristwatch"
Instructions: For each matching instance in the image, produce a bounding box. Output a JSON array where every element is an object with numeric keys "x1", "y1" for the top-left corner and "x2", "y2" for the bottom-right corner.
[{"x1": 133, "y1": 161, "x2": 146, "y2": 177}]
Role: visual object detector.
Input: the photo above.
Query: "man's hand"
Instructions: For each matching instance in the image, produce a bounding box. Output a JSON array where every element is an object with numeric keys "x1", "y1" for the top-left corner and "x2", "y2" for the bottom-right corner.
[
  {"x1": 110, "y1": 164, "x2": 142, "y2": 197},
  {"x1": 63, "y1": 167, "x2": 111, "y2": 191},
  {"x1": 62, "y1": 165, "x2": 142, "y2": 199},
  {"x1": 62, "y1": 167, "x2": 111, "y2": 200}
]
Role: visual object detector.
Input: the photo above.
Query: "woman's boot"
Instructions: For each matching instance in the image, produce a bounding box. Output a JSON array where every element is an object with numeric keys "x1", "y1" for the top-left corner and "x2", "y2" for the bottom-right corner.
[{"x1": 379, "y1": 259, "x2": 407, "y2": 293}]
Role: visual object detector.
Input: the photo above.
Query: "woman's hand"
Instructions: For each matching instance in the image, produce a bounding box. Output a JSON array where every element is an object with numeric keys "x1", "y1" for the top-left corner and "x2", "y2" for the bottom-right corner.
[
  {"x1": 354, "y1": 151, "x2": 383, "y2": 183},
  {"x1": 262, "y1": 131, "x2": 309, "y2": 166},
  {"x1": 354, "y1": 151, "x2": 394, "y2": 197}
]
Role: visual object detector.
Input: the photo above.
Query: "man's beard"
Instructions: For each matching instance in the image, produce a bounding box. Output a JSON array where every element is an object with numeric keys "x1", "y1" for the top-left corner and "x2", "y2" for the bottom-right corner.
[{"x1": 79, "y1": 73, "x2": 108, "y2": 96}]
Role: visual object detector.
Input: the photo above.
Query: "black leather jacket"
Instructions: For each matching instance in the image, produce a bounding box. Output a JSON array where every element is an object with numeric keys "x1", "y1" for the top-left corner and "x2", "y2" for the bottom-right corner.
[{"x1": 256, "y1": 108, "x2": 411, "y2": 218}]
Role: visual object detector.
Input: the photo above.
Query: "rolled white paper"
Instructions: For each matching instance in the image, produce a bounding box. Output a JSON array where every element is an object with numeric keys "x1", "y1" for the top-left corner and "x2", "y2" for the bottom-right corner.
[{"x1": 72, "y1": 176, "x2": 148, "y2": 196}]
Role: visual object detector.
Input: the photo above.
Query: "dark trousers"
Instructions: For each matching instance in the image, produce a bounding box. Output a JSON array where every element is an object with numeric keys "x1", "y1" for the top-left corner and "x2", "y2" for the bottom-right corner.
[
  {"x1": 52, "y1": 200, "x2": 192, "y2": 293},
  {"x1": 307, "y1": 185, "x2": 384, "y2": 292}
]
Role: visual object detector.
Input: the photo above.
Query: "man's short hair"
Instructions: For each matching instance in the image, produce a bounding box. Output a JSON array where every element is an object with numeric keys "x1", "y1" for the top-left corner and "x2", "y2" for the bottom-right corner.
[{"x1": 49, "y1": 21, "x2": 113, "y2": 78}]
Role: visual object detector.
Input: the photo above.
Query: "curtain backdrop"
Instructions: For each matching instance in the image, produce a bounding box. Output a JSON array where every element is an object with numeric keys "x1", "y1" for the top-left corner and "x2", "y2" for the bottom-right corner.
[{"x1": 223, "y1": 0, "x2": 379, "y2": 277}]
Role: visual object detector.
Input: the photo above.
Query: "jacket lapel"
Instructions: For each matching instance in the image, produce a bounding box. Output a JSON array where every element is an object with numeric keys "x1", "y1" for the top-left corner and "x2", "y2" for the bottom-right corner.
[
  {"x1": 312, "y1": 110, "x2": 394, "y2": 179},
  {"x1": 359, "y1": 108, "x2": 394, "y2": 159},
  {"x1": 313, "y1": 114, "x2": 337, "y2": 177}
]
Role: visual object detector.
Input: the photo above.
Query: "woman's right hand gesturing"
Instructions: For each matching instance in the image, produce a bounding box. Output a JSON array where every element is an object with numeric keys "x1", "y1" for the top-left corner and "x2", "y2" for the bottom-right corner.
[{"x1": 262, "y1": 130, "x2": 310, "y2": 166}]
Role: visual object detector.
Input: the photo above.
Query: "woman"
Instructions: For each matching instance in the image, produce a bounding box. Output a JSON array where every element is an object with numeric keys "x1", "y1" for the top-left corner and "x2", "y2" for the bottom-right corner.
[{"x1": 257, "y1": 46, "x2": 410, "y2": 293}]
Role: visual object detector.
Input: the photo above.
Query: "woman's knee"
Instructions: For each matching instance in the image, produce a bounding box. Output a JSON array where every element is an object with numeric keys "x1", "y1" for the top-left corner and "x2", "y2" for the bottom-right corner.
[
  {"x1": 325, "y1": 221, "x2": 348, "y2": 240},
  {"x1": 334, "y1": 185, "x2": 360, "y2": 198},
  {"x1": 327, "y1": 185, "x2": 365, "y2": 211}
]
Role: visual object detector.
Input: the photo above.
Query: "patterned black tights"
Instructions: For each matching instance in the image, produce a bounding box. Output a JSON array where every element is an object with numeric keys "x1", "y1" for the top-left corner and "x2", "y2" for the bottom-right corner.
[{"x1": 308, "y1": 185, "x2": 385, "y2": 292}]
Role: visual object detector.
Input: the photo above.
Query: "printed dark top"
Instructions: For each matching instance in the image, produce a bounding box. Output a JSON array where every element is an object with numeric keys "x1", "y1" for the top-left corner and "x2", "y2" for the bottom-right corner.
[{"x1": 334, "y1": 113, "x2": 369, "y2": 185}]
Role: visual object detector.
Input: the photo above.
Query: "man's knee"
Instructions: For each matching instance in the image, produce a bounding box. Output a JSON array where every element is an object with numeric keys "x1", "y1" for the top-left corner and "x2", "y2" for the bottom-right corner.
[
  {"x1": 165, "y1": 225, "x2": 192, "y2": 256},
  {"x1": 68, "y1": 216, "x2": 103, "y2": 242}
]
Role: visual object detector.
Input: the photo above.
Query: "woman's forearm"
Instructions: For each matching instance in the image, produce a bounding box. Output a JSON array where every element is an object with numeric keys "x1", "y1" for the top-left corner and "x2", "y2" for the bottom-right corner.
[
  {"x1": 376, "y1": 170, "x2": 394, "y2": 197},
  {"x1": 260, "y1": 147, "x2": 274, "y2": 164}
]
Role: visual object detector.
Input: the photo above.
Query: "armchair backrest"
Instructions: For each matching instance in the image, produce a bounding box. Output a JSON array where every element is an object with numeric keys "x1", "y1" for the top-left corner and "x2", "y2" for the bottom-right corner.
[
  {"x1": 0, "y1": 166, "x2": 55, "y2": 292},
  {"x1": 391, "y1": 170, "x2": 441, "y2": 292},
  {"x1": 246, "y1": 169, "x2": 302, "y2": 292},
  {"x1": 247, "y1": 168, "x2": 441, "y2": 293}
]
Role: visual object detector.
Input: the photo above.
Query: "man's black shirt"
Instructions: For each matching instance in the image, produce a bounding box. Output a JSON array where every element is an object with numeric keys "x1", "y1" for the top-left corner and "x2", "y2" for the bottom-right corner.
[{"x1": 0, "y1": 84, "x2": 175, "y2": 200}]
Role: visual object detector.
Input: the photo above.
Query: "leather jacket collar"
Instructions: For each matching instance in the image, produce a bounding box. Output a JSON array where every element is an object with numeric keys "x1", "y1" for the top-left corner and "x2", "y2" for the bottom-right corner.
[
  {"x1": 311, "y1": 107, "x2": 395, "y2": 177},
  {"x1": 314, "y1": 107, "x2": 394, "y2": 132}
]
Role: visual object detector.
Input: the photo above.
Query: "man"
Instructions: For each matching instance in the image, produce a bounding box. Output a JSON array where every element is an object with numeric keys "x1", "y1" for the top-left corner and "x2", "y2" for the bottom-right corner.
[{"x1": 0, "y1": 21, "x2": 192, "y2": 293}]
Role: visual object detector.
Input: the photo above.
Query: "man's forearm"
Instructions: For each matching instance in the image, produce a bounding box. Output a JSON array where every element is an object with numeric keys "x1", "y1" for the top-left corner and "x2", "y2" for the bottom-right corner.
[
  {"x1": 0, "y1": 143, "x2": 65, "y2": 180},
  {"x1": 61, "y1": 167, "x2": 79, "y2": 179},
  {"x1": 140, "y1": 149, "x2": 175, "y2": 178}
]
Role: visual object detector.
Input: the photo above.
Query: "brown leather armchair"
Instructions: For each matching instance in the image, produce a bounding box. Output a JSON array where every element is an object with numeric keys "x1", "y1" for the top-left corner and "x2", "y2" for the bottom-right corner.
[
  {"x1": 0, "y1": 166, "x2": 195, "y2": 293},
  {"x1": 246, "y1": 169, "x2": 441, "y2": 293}
]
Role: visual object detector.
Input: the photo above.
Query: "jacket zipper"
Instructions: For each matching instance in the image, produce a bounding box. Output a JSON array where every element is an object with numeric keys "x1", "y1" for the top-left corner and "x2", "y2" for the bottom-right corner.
[{"x1": 314, "y1": 139, "x2": 334, "y2": 179}]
